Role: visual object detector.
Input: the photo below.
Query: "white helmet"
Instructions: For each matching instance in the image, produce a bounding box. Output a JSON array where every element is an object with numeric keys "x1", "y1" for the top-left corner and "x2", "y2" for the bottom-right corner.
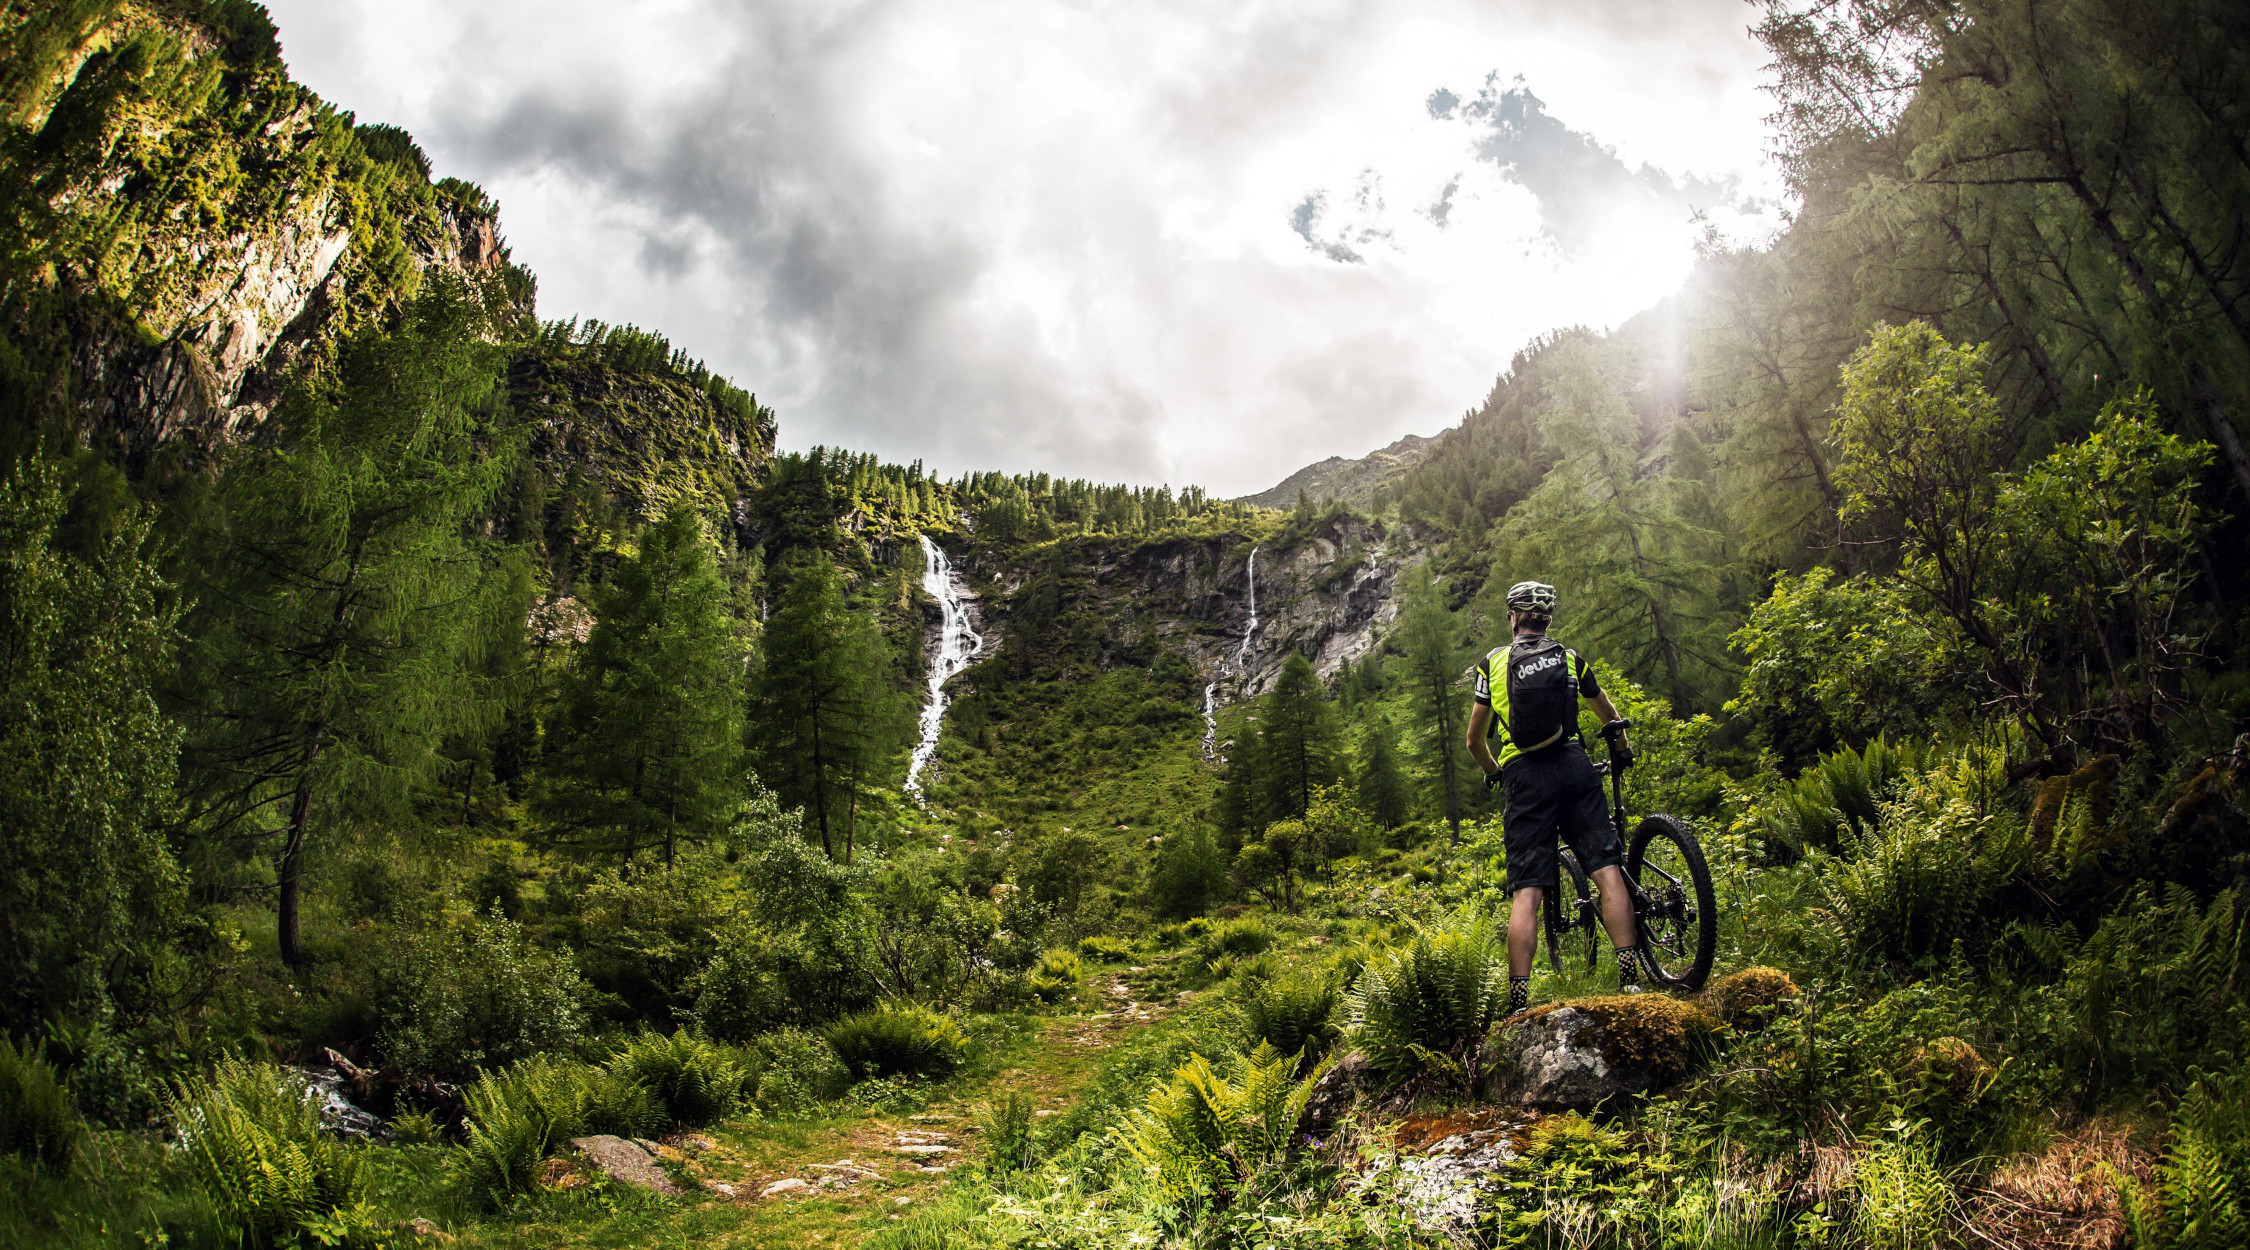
[{"x1": 1506, "y1": 580, "x2": 1557, "y2": 615}]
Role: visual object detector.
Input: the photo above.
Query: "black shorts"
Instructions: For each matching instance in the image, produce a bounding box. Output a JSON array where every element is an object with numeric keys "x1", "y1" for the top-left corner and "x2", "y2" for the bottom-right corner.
[{"x1": 1501, "y1": 740, "x2": 1624, "y2": 895}]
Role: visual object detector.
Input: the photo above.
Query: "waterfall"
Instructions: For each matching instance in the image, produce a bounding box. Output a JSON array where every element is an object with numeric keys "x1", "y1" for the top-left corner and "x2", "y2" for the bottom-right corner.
[
  {"x1": 904, "y1": 534, "x2": 984, "y2": 805},
  {"x1": 1202, "y1": 546, "x2": 1260, "y2": 760}
]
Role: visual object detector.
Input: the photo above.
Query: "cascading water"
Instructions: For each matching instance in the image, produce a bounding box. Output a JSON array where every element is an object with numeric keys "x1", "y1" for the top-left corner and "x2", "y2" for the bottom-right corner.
[
  {"x1": 1202, "y1": 546, "x2": 1260, "y2": 760},
  {"x1": 904, "y1": 534, "x2": 984, "y2": 805}
]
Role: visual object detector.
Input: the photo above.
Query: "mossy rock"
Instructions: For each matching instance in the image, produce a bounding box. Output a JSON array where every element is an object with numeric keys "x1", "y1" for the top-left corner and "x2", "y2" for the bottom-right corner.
[
  {"x1": 1493, "y1": 995, "x2": 1720, "y2": 1111},
  {"x1": 1697, "y1": 966, "x2": 1800, "y2": 1030}
]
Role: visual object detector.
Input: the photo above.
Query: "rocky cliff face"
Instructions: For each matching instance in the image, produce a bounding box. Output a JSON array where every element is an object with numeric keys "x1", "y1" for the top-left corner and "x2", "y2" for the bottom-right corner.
[
  {"x1": 3, "y1": 4, "x2": 524, "y2": 467},
  {"x1": 1235, "y1": 432, "x2": 1435, "y2": 511},
  {"x1": 960, "y1": 514, "x2": 1420, "y2": 706}
]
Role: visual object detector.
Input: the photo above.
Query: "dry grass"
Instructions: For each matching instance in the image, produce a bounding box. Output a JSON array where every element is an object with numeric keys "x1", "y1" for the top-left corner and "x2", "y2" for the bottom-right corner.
[{"x1": 1963, "y1": 1120, "x2": 2152, "y2": 1250}]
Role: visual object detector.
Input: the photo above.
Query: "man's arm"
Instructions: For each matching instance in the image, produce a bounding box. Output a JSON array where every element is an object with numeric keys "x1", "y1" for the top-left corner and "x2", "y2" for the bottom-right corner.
[
  {"x1": 1467, "y1": 701, "x2": 1499, "y2": 775},
  {"x1": 1588, "y1": 689, "x2": 1628, "y2": 752}
]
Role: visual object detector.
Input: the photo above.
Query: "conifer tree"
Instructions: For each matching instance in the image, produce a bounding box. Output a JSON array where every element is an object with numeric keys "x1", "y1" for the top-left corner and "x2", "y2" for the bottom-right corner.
[
  {"x1": 748, "y1": 552, "x2": 897, "y2": 860},
  {"x1": 1397, "y1": 564, "x2": 1468, "y2": 838},
  {"x1": 1260, "y1": 654, "x2": 1341, "y2": 823},
  {"x1": 540, "y1": 505, "x2": 746, "y2": 864},
  {"x1": 175, "y1": 282, "x2": 526, "y2": 966},
  {"x1": 1356, "y1": 720, "x2": 1410, "y2": 830}
]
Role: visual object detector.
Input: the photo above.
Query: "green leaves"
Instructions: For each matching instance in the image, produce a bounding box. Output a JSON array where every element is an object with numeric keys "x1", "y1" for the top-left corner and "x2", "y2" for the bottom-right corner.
[
  {"x1": 1119, "y1": 1042, "x2": 1317, "y2": 1210},
  {"x1": 1343, "y1": 912, "x2": 1510, "y2": 1085}
]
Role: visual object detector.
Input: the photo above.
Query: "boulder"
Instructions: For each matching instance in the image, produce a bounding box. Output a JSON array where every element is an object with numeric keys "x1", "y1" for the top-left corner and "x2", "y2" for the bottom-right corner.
[
  {"x1": 760, "y1": 1178, "x2": 813, "y2": 1199},
  {"x1": 1492, "y1": 995, "x2": 1718, "y2": 1111},
  {"x1": 1298, "y1": 1051, "x2": 1377, "y2": 1139},
  {"x1": 1698, "y1": 967, "x2": 1800, "y2": 1030},
  {"x1": 568, "y1": 1135, "x2": 678, "y2": 1195}
]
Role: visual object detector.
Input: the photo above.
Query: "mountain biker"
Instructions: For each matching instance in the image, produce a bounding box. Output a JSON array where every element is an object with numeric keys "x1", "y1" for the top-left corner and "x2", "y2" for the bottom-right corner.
[{"x1": 1465, "y1": 580, "x2": 1646, "y2": 1015}]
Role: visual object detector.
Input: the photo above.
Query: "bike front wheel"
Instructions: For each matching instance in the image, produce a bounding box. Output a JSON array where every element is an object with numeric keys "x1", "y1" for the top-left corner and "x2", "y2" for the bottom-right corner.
[{"x1": 1627, "y1": 815, "x2": 1717, "y2": 990}]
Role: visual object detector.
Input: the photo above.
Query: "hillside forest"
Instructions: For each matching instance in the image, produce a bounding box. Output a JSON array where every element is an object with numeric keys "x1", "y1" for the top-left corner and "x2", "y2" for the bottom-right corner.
[{"x1": 4, "y1": 2, "x2": 2250, "y2": 1248}]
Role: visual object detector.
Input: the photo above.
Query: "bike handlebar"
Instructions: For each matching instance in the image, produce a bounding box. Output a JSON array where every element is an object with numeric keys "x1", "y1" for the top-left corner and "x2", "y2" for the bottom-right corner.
[{"x1": 1597, "y1": 717, "x2": 1633, "y2": 740}]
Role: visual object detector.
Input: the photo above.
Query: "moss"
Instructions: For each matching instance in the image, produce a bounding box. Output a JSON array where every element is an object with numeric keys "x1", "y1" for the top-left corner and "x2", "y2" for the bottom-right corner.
[
  {"x1": 1528, "y1": 994, "x2": 1721, "y2": 1085},
  {"x1": 1698, "y1": 966, "x2": 1800, "y2": 1030}
]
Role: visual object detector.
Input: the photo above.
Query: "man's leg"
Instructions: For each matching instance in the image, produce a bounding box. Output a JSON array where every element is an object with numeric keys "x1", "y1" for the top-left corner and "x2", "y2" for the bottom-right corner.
[
  {"x1": 1589, "y1": 864, "x2": 1644, "y2": 988},
  {"x1": 1506, "y1": 885, "x2": 1542, "y2": 1014}
]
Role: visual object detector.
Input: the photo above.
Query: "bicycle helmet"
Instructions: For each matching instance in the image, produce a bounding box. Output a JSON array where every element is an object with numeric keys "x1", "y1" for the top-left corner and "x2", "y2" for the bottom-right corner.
[{"x1": 1506, "y1": 580, "x2": 1558, "y2": 615}]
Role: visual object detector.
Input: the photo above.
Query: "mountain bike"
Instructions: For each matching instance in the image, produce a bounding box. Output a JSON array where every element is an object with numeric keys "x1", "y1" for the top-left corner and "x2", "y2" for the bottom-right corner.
[{"x1": 1542, "y1": 719, "x2": 1717, "y2": 990}]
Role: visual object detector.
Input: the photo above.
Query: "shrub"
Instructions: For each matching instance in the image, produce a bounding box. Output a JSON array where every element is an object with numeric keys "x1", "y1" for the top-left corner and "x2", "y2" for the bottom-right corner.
[
  {"x1": 981, "y1": 1089, "x2": 1038, "y2": 1175},
  {"x1": 1194, "y1": 917, "x2": 1274, "y2": 970},
  {"x1": 1344, "y1": 913, "x2": 1509, "y2": 1084},
  {"x1": 1820, "y1": 798, "x2": 1980, "y2": 968},
  {"x1": 459, "y1": 1056, "x2": 660, "y2": 1203},
  {"x1": 1120, "y1": 1043, "x2": 1316, "y2": 1209},
  {"x1": 2049, "y1": 885, "x2": 2250, "y2": 1101},
  {"x1": 691, "y1": 920, "x2": 875, "y2": 1042},
  {"x1": 608, "y1": 1030, "x2": 746, "y2": 1128},
  {"x1": 1028, "y1": 949, "x2": 1083, "y2": 1004},
  {"x1": 1699, "y1": 967, "x2": 1800, "y2": 1031},
  {"x1": 2123, "y1": 1063, "x2": 2250, "y2": 1249},
  {"x1": 1761, "y1": 736, "x2": 1924, "y2": 860},
  {"x1": 826, "y1": 1006, "x2": 967, "y2": 1083},
  {"x1": 1148, "y1": 829, "x2": 1229, "y2": 920},
  {"x1": 742, "y1": 1027, "x2": 852, "y2": 1114},
  {"x1": 373, "y1": 909, "x2": 589, "y2": 1081},
  {"x1": 1077, "y1": 935, "x2": 1134, "y2": 963},
  {"x1": 1235, "y1": 969, "x2": 1341, "y2": 1063},
  {"x1": 167, "y1": 1062, "x2": 368, "y2": 1245},
  {"x1": 1483, "y1": 1113, "x2": 1666, "y2": 1248},
  {"x1": 1851, "y1": 1127, "x2": 1954, "y2": 1250},
  {"x1": 0, "y1": 1037, "x2": 80, "y2": 1175}
]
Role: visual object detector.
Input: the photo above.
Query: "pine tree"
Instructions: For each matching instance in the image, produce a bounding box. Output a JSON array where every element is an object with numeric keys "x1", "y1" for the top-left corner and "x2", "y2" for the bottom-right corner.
[
  {"x1": 1260, "y1": 654, "x2": 1341, "y2": 823},
  {"x1": 1356, "y1": 719, "x2": 1410, "y2": 830},
  {"x1": 1397, "y1": 563, "x2": 1469, "y2": 838},
  {"x1": 540, "y1": 505, "x2": 746, "y2": 864},
  {"x1": 748, "y1": 552, "x2": 897, "y2": 860},
  {"x1": 174, "y1": 282, "x2": 525, "y2": 966}
]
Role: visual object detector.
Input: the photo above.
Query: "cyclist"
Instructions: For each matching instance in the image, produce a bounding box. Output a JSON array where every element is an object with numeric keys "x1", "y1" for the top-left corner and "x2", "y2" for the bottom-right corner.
[{"x1": 1465, "y1": 580, "x2": 1646, "y2": 1014}]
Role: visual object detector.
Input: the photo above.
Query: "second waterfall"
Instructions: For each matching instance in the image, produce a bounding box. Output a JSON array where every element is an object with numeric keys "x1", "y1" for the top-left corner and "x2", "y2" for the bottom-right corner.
[
  {"x1": 1201, "y1": 546, "x2": 1260, "y2": 761},
  {"x1": 904, "y1": 534, "x2": 984, "y2": 805}
]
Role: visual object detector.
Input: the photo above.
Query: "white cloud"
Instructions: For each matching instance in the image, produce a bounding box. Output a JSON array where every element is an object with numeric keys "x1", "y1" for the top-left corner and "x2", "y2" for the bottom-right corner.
[{"x1": 265, "y1": 0, "x2": 1779, "y2": 497}]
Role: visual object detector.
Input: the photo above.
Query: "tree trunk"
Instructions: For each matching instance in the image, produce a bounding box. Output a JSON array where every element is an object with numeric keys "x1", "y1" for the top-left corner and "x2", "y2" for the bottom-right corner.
[
  {"x1": 278, "y1": 770, "x2": 315, "y2": 967},
  {"x1": 2193, "y1": 365, "x2": 2250, "y2": 504}
]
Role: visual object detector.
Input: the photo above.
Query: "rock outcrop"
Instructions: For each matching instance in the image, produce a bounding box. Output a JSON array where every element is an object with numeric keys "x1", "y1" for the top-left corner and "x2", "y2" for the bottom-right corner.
[
  {"x1": 1492, "y1": 994, "x2": 1720, "y2": 1111},
  {"x1": 568, "y1": 1135, "x2": 678, "y2": 1195}
]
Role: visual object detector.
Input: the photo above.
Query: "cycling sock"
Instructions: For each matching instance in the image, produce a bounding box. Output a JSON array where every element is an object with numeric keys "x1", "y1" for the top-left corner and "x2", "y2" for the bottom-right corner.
[
  {"x1": 1508, "y1": 976, "x2": 1530, "y2": 1015},
  {"x1": 1614, "y1": 945, "x2": 1643, "y2": 988}
]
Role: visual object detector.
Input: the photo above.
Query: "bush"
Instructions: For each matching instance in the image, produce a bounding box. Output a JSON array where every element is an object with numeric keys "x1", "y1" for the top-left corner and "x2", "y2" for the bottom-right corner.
[
  {"x1": 2124, "y1": 1063, "x2": 2250, "y2": 1249},
  {"x1": 1344, "y1": 913, "x2": 1509, "y2": 1084},
  {"x1": 690, "y1": 920, "x2": 875, "y2": 1042},
  {"x1": 1850, "y1": 1127, "x2": 1954, "y2": 1250},
  {"x1": 0, "y1": 1037, "x2": 80, "y2": 1175},
  {"x1": 459, "y1": 1056, "x2": 660, "y2": 1203},
  {"x1": 1194, "y1": 917, "x2": 1274, "y2": 969},
  {"x1": 825, "y1": 1006, "x2": 967, "y2": 1083},
  {"x1": 1483, "y1": 1113, "x2": 1667, "y2": 1248},
  {"x1": 1147, "y1": 828, "x2": 1229, "y2": 919},
  {"x1": 373, "y1": 909, "x2": 589, "y2": 1081},
  {"x1": 1235, "y1": 968, "x2": 1341, "y2": 1063},
  {"x1": 1027, "y1": 949, "x2": 1082, "y2": 1004},
  {"x1": 742, "y1": 1027, "x2": 851, "y2": 1114},
  {"x1": 1120, "y1": 1043, "x2": 1315, "y2": 1209},
  {"x1": 167, "y1": 1062, "x2": 368, "y2": 1245},
  {"x1": 1820, "y1": 798, "x2": 1981, "y2": 968},
  {"x1": 980, "y1": 1089, "x2": 1037, "y2": 1175},
  {"x1": 2049, "y1": 885, "x2": 2250, "y2": 1101},
  {"x1": 607, "y1": 1030, "x2": 746, "y2": 1127},
  {"x1": 1761, "y1": 736, "x2": 1924, "y2": 861},
  {"x1": 1077, "y1": 935, "x2": 1134, "y2": 963}
]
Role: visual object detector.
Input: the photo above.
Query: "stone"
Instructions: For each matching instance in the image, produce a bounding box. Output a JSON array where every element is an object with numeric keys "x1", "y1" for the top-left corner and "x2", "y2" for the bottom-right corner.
[
  {"x1": 1493, "y1": 995, "x2": 1718, "y2": 1111},
  {"x1": 400, "y1": 1217, "x2": 453, "y2": 1243},
  {"x1": 708, "y1": 1182, "x2": 738, "y2": 1198},
  {"x1": 761, "y1": 1178, "x2": 813, "y2": 1198},
  {"x1": 889, "y1": 1144, "x2": 953, "y2": 1157},
  {"x1": 1298, "y1": 1051, "x2": 1377, "y2": 1139},
  {"x1": 1699, "y1": 967, "x2": 1800, "y2": 1030},
  {"x1": 568, "y1": 1135, "x2": 679, "y2": 1195}
]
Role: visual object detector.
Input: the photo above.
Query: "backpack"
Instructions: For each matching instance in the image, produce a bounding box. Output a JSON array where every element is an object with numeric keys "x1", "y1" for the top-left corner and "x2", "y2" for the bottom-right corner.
[{"x1": 1502, "y1": 636, "x2": 1579, "y2": 752}]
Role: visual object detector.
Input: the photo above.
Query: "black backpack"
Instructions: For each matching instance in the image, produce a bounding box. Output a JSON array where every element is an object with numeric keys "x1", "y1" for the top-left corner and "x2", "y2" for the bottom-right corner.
[{"x1": 1502, "y1": 636, "x2": 1579, "y2": 752}]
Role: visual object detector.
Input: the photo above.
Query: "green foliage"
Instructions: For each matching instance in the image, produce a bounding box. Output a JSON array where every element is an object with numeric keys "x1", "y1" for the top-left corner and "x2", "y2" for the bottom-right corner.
[
  {"x1": 1194, "y1": 917, "x2": 1275, "y2": 968},
  {"x1": 747, "y1": 552, "x2": 901, "y2": 859},
  {"x1": 2125, "y1": 1064, "x2": 2250, "y2": 1250},
  {"x1": 1849, "y1": 1126, "x2": 1954, "y2": 1250},
  {"x1": 0, "y1": 1037, "x2": 80, "y2": 1176},
  {"x1": 460, "y1": 1055, "x2": 661, "y2": 1203},
  {"x1": 0, "y1": 463, "x2": 184, "y2": 1025},
  {"x1": 371, "y1": 909, "x2": 589, "y2": 1081},
  {"x1": 1027, "y1": 949, "x2": 1083, "y2": 1005},
  {"x1": 1760, "y1": 736, "x2": 1925, "y2": 861},
  {"x1": 1076, "y1": 936, "x2": 1134, "y2": 963},
  {"x1": 166, "y1": 1062, "x2": 368, "y2": 1245},
  {"x1": 2049, "y1": 886, "x2": 2250, "y2": 1101},
  {"x1": 1146, "y1": 827, "x2": 1230, "y2": 920},
  {"x1": 606, "y1": 1029, "x2": 746, "y2": 1128},
  {"x1": 1234, "y1": 967, "x2": 1341, "y2": 1062},
  {"x1": 739, "y1": 1027, "x2": 852, "y2": 1114},
  {"x1": 825, "y1": 1005, "x2": 968, "y2": 1083},
  {"x1": 1481, "y1": 1112, "x2": 1670, "y2": 1248},
  {"x1": 979, "y1": 1089, "x2": 1038, "y2": 1176},
  {"x1": 540, "y1": 504, "x2": 746, "y2": 862},
  {"x1": 1344, "y1": 912, "x2": 1509, "y2": 1083},
  {"x1": 1118, "y1": 1042, "x2": 1316, "y2": 1210}
]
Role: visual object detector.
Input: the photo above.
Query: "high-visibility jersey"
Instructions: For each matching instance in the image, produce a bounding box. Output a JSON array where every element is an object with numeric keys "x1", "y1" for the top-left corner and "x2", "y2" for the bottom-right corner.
[{"x1": 1473, "y1": 636, "x2": 1603, "y2": 771}]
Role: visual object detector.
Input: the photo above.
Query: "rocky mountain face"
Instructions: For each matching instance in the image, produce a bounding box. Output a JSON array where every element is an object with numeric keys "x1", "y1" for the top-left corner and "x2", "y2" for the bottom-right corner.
[
  {"x1": 1235, "y1": 432, "x2": 1435, "y2": 511},
  {"x1": 958, "y1": 514, "x2": 1419, "y2": 704}
]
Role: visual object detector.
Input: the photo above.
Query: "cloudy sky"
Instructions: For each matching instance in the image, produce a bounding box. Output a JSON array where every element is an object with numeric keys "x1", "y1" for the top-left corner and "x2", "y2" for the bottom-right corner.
[{"x1": 265, "y1": 0, "x2": 1783, "y2": 498}]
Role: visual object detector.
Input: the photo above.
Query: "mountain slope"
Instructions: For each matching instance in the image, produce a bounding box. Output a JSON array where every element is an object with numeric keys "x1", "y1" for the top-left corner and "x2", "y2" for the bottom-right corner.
[{"x1": 1235, "y1": 431, "x2": 1434, "y2": 510}]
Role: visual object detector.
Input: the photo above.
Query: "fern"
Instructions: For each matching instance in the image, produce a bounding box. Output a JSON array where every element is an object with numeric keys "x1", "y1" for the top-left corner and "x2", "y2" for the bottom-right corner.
[
  {"x1": 608, "y1": 1029, "x2": 746, "y2": 1128},
  {"x1": 2124, "y1": 1065, "x2": 2250, "y2": 1249},
  {"x1": 826, "y1": 1005, "x2": 967, "y2": 1082},
  {"x1": 1118, "y1": 1043, "x2": 1317, "y2": 1209},
  {"x1": 460, "y1": 1055, "x2": 661, "y2": 1203},
  {"x1": 0, "y1": 1037, "x2": 80, "y2": 1176},
  {"x1": 167, "y1": 1061, "x2": 366, "y2": 1244},
  {"x1": 1344, "y1": 913, "x2": 1509, "y2": 1083}
]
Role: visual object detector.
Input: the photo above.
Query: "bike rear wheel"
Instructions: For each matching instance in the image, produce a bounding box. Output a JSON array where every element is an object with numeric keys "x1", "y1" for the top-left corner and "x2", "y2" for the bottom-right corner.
[
  {"x1": 1544, "y1": 849, "x2": 1599, "y2": 975},
  {"x1": 1627, "y1": 815, "x2": 1717, "y2": 990}
]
